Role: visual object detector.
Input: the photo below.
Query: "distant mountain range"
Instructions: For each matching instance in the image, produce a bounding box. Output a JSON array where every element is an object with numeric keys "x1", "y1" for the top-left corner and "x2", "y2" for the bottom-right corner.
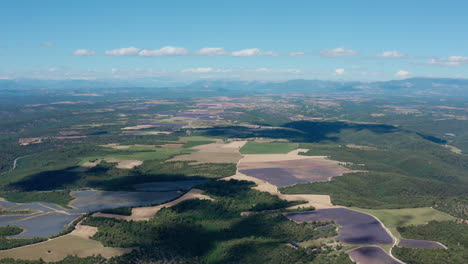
[{"x1": 1, "y1": 77, "x2": 468, "y2": 96}]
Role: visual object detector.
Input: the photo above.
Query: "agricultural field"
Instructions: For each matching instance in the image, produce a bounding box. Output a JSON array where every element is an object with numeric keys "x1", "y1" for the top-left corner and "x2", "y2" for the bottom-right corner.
[
  {"x1": 351, "y1": 207, "x2": 456, "y2": 228},
  {"x1": 287, "y1": 208, "x2": 394, "y2": 245},
  {"x1": 0, "y1": 224, "x2": 131, "y2": 261},
  {"x1": 0, "y1": 88, "x2": 466, "y2": 264},
  {"x1": 239, "y1": 142, "x2": 299, "y2": 154}
]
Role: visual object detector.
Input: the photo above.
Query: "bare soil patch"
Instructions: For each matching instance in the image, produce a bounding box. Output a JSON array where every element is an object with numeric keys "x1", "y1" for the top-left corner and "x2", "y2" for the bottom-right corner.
[
  {"x1": 346, "y1": 144, "x2": 377, "y2": 150},
  {"x1": 168, "y1": 141, "x2": 245, "y2": 165},
  {"x1": 69, "y1": 223, "x2": 98, "y2": 238},
  {"x1": 122, "y1": 125, "x2": 157, "y2": 130},
  {"x1": 81, "y1": 158, "x2": 142, "y2": 169},
  {"x1": 223, "y1": 172, "x2": 336, "y2": 210},
  {"x1": 443, "y1": 144, "x2": 462, "y2": 154},
  {"x1": 139, "y1": 131, "x2": 172, "y2": 135},
  {"x1": 115, "y1": 160, "x2": 143, "y2": 169}
]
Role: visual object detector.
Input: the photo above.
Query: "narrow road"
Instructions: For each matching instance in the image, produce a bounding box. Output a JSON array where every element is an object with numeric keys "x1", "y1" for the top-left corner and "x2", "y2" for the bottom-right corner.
[{"x1": 0, "y1": 155, "x2": 30, "y2": 175}]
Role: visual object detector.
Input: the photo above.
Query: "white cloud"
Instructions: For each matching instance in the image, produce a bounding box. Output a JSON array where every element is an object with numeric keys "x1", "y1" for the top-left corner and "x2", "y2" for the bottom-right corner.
[
  {"x1": 375, "y1": 50, "x2": 408, "y2": 58},
  {"x1": 196, "y1": 47, "x2": 228, "y2": 56},
  {"x1": 42, "y1": 42, "x2": 54, "y2": 46},
  {"x1": 423, "y1": 56, "x2": 468, "y2": 67},
  {"x1": 139, "y1": 46, "x2": 189, "y2": 57},
  {"x1": 288, "y1": 52, "x2": 306, "y2": 57},
  {"x1": 105, "y1": 47, "x2": 140, "y2": 56},
  {"x1": 72, "y1": 49, "x2": 96, "y2": 56},
  {"x1": 250, "y1": 68, "x2": 304, "y2": 74},
  {"x1": 335, "y1": 68, "x2": 345, "y2": 75},
  {"x1": 231, "y1": 48, "x2": 279, "y2": 57},
  {"x1": 395, "y1": 70, "x2": 410, "y2": 77},
  {"x1": 182, "y1": 67, "x2": 231, "y2": 73},
  {"x1": 320, "y1": 47, "x2": 358, "y2": 58}
]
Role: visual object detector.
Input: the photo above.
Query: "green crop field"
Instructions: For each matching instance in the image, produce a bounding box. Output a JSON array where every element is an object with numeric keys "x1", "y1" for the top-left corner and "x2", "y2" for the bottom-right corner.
[
  {"x1": 351, "y1": 207, "x2": 456, "y2": 228},
  {"x1": 240, "y1": 142, "x2": 298, "y2": 154}
]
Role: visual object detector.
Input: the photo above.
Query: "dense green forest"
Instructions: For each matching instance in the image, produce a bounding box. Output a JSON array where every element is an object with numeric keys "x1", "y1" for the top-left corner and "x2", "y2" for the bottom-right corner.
[
  {"x1": 0, "y1": 90, "x2": 466, "y2": 263},
  {"x1": 393, "y1": 221, "x2": 467, "y2": 264},
  {"x1": 281, "y1": 142, "x2": 468, "y2": 218},
  {"x1": 78, "y1": 180, "x2": 351, "y2": 263}
]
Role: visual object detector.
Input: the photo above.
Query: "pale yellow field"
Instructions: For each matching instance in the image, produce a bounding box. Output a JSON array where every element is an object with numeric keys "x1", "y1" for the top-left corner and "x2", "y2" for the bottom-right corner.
[
  {"x1": 224, "y1": 172, "x2": 337, "y2": 210},
  {"x1": 121, "y1": 124, "x2": 157, "y2": 130},
  {"x1": 81, "y1": 158, "x2": 143, "y2": 169},
  {"x1": 0, "y1": 224, "x2": 131, "y2": 262},
  {"x1": 168, "y1": 141, "x2": 245, "y2": 164}
]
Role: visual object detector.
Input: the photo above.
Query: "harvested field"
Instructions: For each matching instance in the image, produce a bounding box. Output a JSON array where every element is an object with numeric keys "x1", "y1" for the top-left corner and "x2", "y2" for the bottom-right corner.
[
  {"x1": 158, "y1": 143, "x2": 184, "y2": 148},
  {"x1": 240, "y1": 149, "x2": 322, "y2": 163},
  {"x1": 223, "y1": 173, "x2": 336, "y2": 209},
  {"x1": 348, "y1": 246, "x2": 403, "y2": 264},
  {"x1": 93, "y1": 189, "x2": 213, "y2": 221},
  {"x1": 81, "y1": 158, "x2": 142, "y2": 169},
  {"x1": 121, "y1": 124, "x2": 157, "y2": 130},
  {"x1": 100, "y1": 144, "x2": 158, "y2": 150},
  {"x1": 223, "y1": 141, "x2": 247, "y2": 149},
  {"x1": 138, "y1": 131, "x2": 172, "y2": 135},
  {"x1": 398, "y1": 238, "x2": 446, "y2": 249},
  {"x1": 115, "y1": 160, "x2": 143, "y2": 169},
  {"x1": 345, "y1": 144, "x2": 377, "y2": 150},
  {"x1": 0, "y1": 225, "x2": 131, "y2": 262},
  {"x1": 168, "y1": 141, "x2": 245, "y2": 165},
  {"x1": 443, "y1": 144, "x2": 463, "y2": 154},
  {"x1": 287, "y1": 208, "x2": 394, "y2": 245},
  {"x1": 80, "y1": 147, "x2": 189, "y2": 168}
]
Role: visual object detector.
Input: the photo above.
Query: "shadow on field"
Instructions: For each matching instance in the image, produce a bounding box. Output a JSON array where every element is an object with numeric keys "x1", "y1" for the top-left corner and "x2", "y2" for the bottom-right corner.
[
  {"x1": 8, "y1": 167, "x2": 82, "y2": 191},
  {"x1": 198, "y1": 120, "x2": 400, "y2": 142},
  {"x1": 199, "y1": 120, "x2": 445, "y2": 144}
]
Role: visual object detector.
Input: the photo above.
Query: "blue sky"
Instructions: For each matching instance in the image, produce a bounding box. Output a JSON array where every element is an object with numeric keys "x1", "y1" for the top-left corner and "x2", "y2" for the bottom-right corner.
[{"x1": 1, "y1": 0, "x2": 467, "y2": 81}]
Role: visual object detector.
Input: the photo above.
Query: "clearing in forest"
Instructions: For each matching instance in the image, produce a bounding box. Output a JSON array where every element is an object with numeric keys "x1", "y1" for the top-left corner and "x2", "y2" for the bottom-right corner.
[{"x1": 80, "y1": 147, "x2": 190, "y2": 169}]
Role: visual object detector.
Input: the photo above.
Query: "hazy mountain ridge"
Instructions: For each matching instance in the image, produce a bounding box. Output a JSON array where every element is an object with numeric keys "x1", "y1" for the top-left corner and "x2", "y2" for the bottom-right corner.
[{"x1": 1, "y1": 77, "x2": 468, "y2": 96}]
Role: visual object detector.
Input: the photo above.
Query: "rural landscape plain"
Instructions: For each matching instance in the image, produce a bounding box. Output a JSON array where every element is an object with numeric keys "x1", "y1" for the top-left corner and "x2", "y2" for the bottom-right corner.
[
  {"x1": 1, "y1": 1, "x2": 467, "y2": 263},
  {"x1": 0, "y1": 79, "x2": 466, "y2": 264}
]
